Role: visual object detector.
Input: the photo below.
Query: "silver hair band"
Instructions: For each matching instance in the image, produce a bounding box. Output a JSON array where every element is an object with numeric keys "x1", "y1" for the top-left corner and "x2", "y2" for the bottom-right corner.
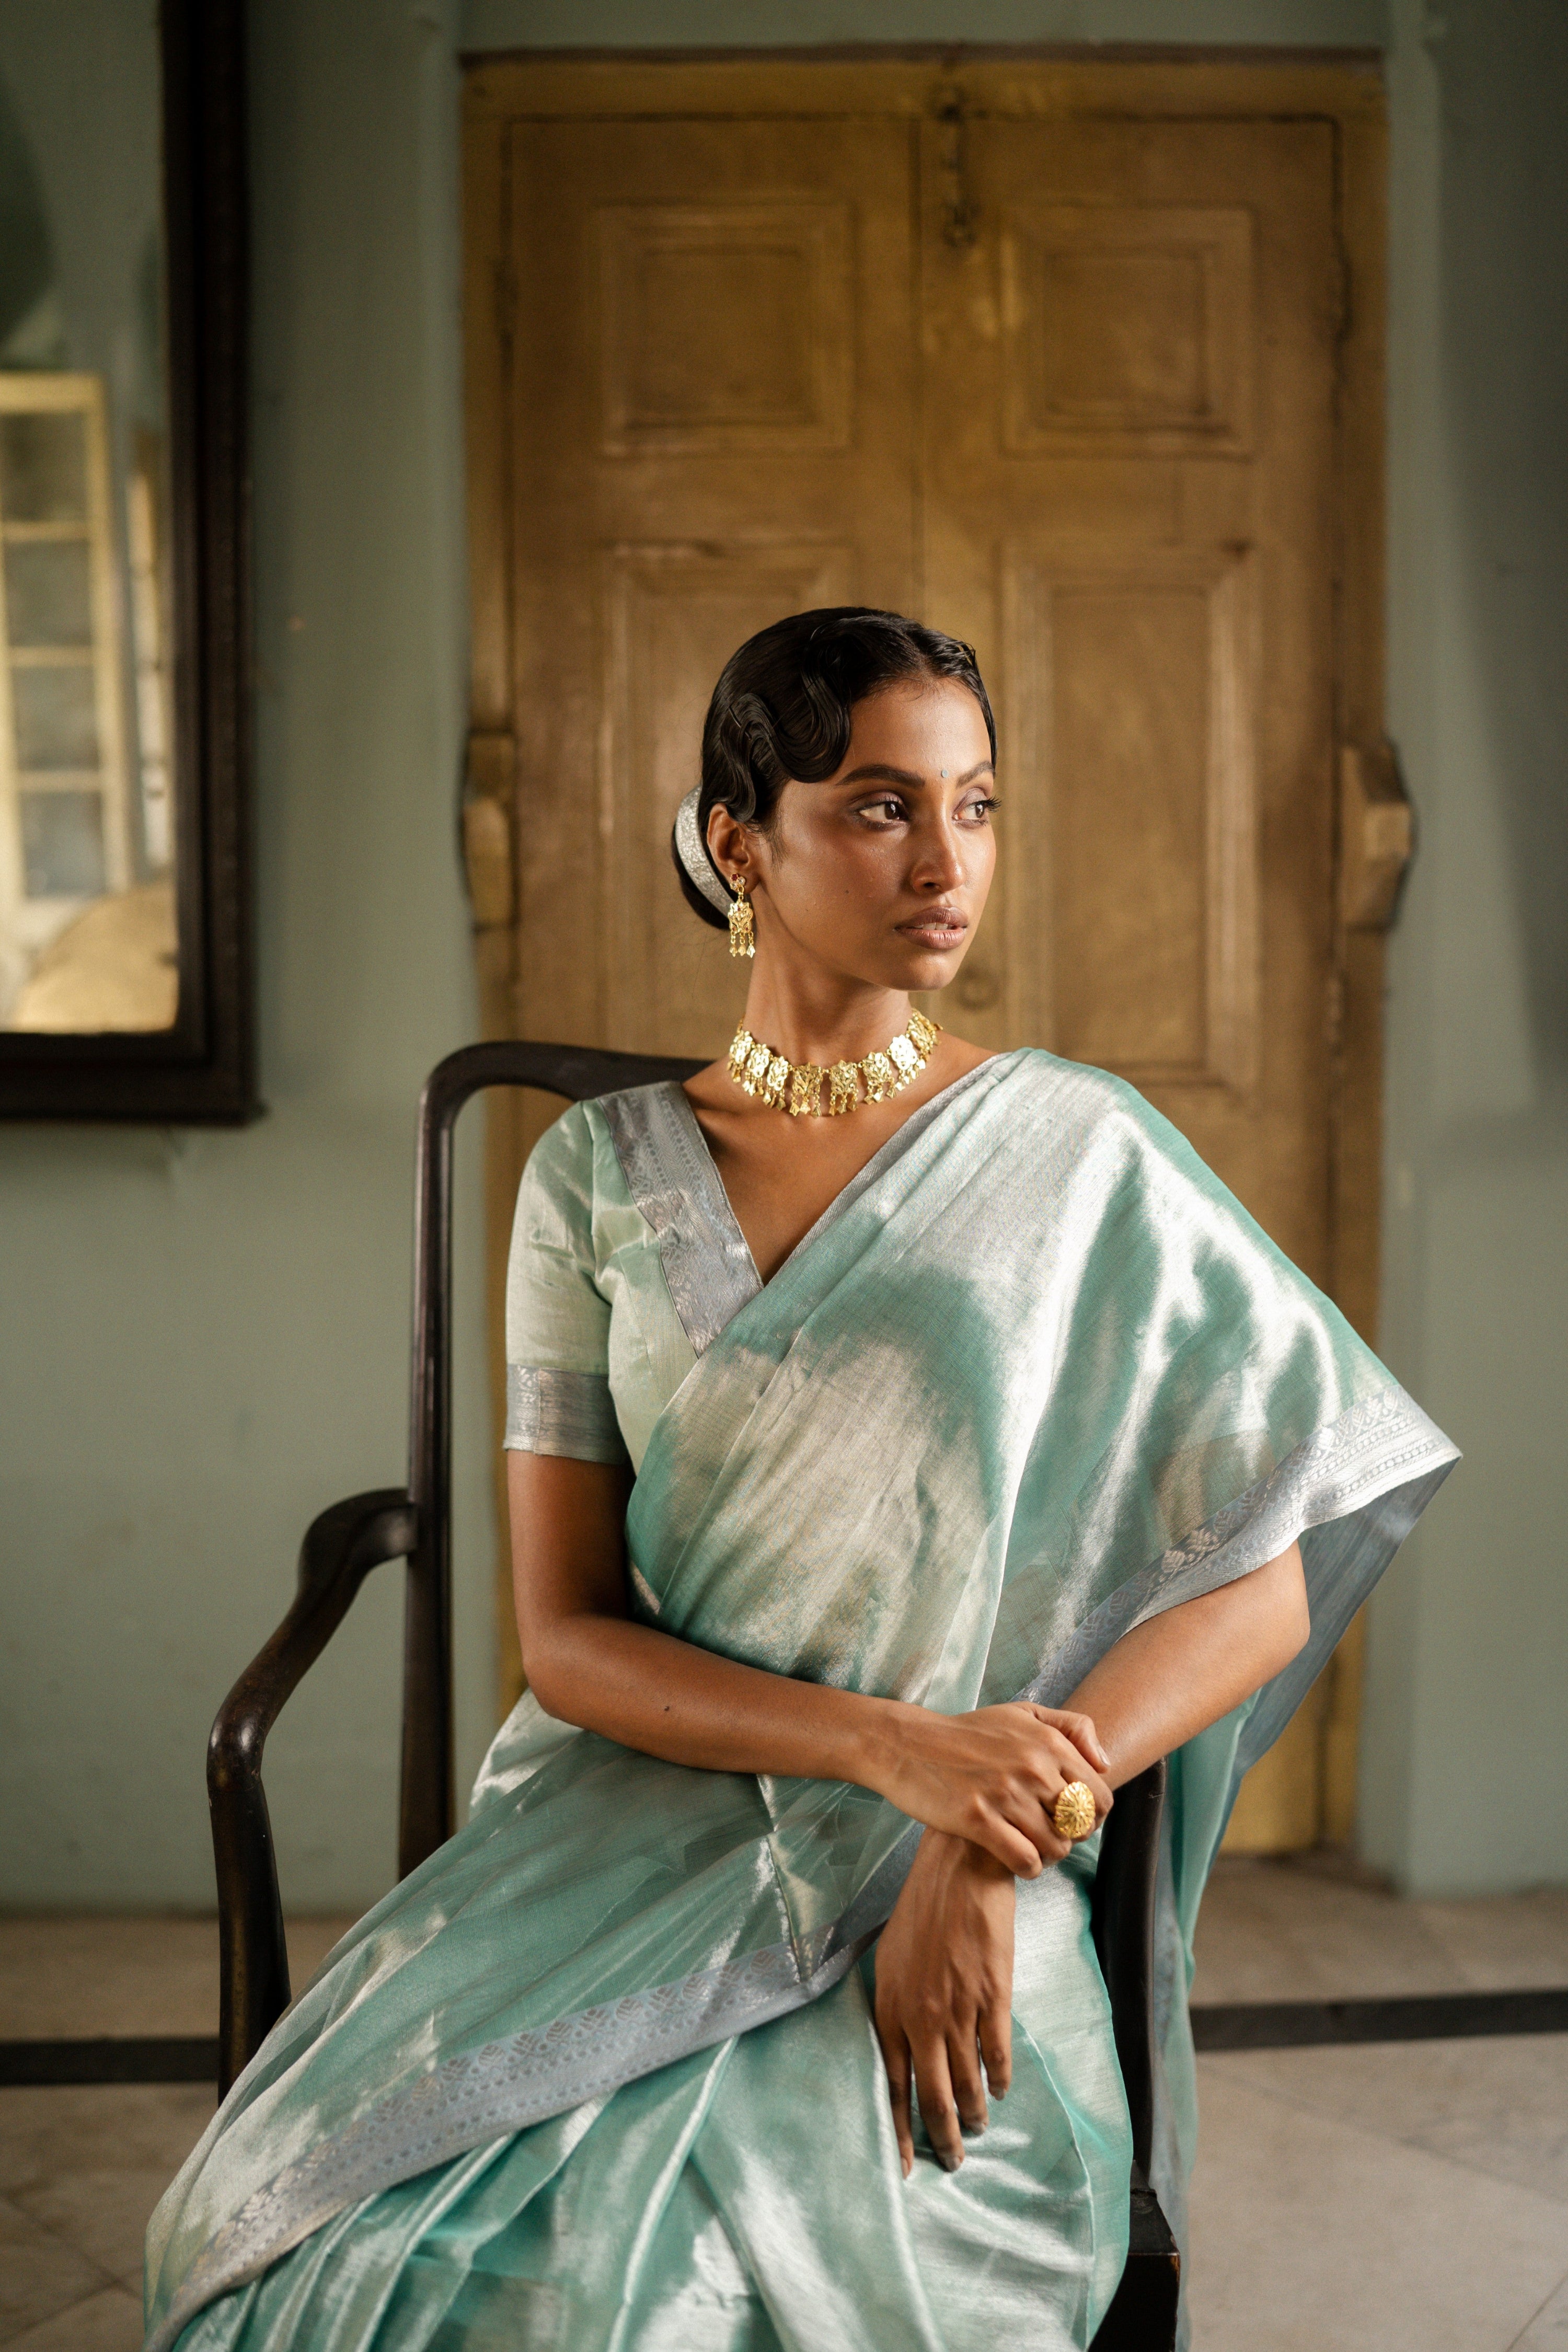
[{"x1": 673, "y1": 786, "x2": 733, "y2": 915}]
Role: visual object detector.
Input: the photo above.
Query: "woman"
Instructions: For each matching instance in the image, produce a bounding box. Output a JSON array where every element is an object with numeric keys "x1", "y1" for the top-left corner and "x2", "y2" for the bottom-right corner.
[{"x1": 146, "y1": 611, "x2": 1455, "y2": 2351}]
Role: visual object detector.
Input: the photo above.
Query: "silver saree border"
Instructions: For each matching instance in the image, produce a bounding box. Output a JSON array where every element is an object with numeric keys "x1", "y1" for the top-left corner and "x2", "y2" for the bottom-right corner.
[
  {"x1": 598, "y1": 1082, "x2": 761, "y2": 1356},
  {"x1": 145, "y1": 1383, "x2": 1456, "y2": 2351},
  {"x1": 1023, "y1": 1381, "x2": 1458, "y2": 1719},
  {"x1": 503, "y1": 1365, "x2": 628, "y2": 1463},
  {"x1": 145, "y1": 1940, "x2": 870, "y2": 2352}
]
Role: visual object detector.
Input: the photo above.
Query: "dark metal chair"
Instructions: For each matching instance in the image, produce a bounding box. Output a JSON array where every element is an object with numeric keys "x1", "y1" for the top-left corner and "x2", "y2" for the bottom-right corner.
[{"x1": 207, "y1": 1040, "x2": 1177, "y2": 2347}]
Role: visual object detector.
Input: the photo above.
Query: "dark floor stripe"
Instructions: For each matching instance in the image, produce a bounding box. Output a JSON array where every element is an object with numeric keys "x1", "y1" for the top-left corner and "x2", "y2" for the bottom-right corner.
[
  {"x1": 1192, "y1": 1987, "x2": 1568, "y2": 2051},
  {"x1": 3, "y1": 1990, "x2": 1565, "y2": 2086},
  {"x1": 0, "y1": 2036, "x2": 219, "y2": 2086}
]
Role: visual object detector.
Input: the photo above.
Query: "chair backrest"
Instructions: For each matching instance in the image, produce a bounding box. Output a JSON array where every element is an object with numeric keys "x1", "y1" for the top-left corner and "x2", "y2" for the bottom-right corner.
[{"x1": 398, "y1": 1042, "x2": 702, "y2": 1875}]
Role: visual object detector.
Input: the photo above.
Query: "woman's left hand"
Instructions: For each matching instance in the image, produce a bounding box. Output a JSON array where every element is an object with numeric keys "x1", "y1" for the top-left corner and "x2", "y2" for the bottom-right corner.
[{"x1": 872, "y1": 1828, "x2": 1016, "y2": 2177}]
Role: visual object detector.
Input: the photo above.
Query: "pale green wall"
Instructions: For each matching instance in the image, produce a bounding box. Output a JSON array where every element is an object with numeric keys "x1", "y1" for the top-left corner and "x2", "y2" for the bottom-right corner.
[
  {"x1": 1359, "y1": 0, "x2": 1568, "y2": 1895},
  {"x1": 0, "y1": 0, "x2": 494, "y2": 1911},
  {"x1": 2, "y1": 0, "x2": 1561, "y2": 1911}
]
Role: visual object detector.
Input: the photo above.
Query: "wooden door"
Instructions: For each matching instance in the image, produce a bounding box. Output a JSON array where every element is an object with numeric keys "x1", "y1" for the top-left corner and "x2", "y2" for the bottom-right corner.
[{"x1": 463, "y1": 56, "x2": 1393, "y2": 1851}]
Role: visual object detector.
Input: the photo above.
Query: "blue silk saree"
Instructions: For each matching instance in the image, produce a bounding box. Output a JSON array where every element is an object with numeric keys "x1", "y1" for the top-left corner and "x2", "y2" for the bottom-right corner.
[{"x1": 145, "y1": 1051, "x2": 1456, "y2": 2351}]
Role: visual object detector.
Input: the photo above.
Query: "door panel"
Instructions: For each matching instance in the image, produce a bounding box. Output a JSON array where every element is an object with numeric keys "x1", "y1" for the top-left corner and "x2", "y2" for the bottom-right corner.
[
  {"x1": 1000, "y1": 544, "x2": 1258, "y2": 1092},
  {"x1": 999, "y1": 203, "x2": 1255, "y2": 457},
  {"x1": 917, "y1": 117, "x2": 1339, "y2": 1845},
  {"x1": 597, "y1": 201, "x2": 855, "y2": 456}
]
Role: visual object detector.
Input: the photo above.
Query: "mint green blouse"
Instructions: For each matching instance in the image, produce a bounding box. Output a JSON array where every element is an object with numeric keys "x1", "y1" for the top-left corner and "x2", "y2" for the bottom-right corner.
[{"x1": 503, "y1": 1069, "x2": 994, "y2": 1471}]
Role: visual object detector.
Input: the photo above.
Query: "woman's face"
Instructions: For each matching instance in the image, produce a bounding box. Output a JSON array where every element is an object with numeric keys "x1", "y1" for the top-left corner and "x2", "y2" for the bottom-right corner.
[{"x1": 711, "y1": 677, "x2": 997, "y2": 997}]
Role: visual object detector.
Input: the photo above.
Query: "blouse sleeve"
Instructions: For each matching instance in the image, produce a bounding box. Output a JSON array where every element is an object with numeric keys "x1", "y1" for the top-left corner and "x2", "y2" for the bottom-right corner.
[{"x1": 503, "y1": 1103, "x2": 629, "y2": 1466}]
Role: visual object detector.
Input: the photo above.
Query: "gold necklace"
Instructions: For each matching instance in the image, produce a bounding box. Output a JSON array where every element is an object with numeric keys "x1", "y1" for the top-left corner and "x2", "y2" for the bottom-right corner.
[{"x1": 728, "y1": 1009, "x2": 940, "y2": 1118}]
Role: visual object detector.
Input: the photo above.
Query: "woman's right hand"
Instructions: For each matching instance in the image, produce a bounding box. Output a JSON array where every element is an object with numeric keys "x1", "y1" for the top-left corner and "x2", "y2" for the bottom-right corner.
[{"x1": 871, "y1": 1701, "x2": 1113, "y2": 1875}]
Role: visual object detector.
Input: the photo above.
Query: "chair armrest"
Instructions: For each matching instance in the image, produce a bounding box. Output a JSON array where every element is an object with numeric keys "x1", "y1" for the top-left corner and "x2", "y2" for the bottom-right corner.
[{"x1": 208, "y1": 1487, "x2": 417, "y2": 2095}]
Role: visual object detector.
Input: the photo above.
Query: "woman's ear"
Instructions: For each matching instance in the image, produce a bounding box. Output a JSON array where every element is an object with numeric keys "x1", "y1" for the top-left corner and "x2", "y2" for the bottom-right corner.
[{"x1": 706, "y1": 805, "x2": 753, "y2": 890}]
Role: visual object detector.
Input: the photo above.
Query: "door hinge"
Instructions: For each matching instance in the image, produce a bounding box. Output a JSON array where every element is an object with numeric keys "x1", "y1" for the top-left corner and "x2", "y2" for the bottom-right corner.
[{"x1": 935, "y1": 86, "x2": 979, "y2": 249}]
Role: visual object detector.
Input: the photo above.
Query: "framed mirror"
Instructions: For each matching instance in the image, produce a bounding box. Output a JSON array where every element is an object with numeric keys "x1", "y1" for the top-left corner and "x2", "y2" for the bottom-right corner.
[{"x1": 0, "y1": 0, "x2": 253, "y2": 1122}]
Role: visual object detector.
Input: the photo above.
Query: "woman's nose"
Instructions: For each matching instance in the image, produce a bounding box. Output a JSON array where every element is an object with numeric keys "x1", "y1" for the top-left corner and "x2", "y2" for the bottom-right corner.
[{"x1": 913, "y1": 822, "x2": 967, "y2": 890}]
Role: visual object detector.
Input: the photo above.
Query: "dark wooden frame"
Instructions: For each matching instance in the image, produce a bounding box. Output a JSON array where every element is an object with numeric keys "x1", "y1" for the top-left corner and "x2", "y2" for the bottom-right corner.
[
  {"x1": 0, "y1": 0, "x2": 255, "y2": 1123},
  {"x1": 208, "y1": 1040, "x2": 1177, "y2": 2345}
]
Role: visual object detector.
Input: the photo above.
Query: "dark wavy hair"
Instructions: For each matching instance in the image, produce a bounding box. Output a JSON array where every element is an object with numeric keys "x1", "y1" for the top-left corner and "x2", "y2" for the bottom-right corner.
[{"x1": 672, "y1": 607, "x2": 996, "y2": 930}]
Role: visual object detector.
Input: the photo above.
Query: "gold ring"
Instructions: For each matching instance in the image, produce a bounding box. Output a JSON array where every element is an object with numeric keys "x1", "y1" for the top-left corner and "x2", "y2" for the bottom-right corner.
[{"x1": 1051, "y1": 1781, "x2": 1097, "y2": 1842}]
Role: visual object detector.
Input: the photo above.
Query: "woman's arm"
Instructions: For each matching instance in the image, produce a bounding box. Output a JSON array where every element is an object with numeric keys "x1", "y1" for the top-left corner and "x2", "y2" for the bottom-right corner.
[
  {"x1": 513, "y1": 1452, "x2": 1309, "y2": 2173},
  {"x1": 1063, "y1": 1539, "x2": 1311, "y2": 1781},
  {"x1": 872, "y1": 1542, "x2": 1310, "y2": 2174},
  {"x1": 509, "y1": 1451, "x2": 1111, "y2": 1875}
]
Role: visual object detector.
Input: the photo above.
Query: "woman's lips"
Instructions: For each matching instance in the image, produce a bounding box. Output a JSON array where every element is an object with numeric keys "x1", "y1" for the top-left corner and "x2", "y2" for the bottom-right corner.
[{"x1": 897, "y1": 911, "x2": 969, "y2": 947}]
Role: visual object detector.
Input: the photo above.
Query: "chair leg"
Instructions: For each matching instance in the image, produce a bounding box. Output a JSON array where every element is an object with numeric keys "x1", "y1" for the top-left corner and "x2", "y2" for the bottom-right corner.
[{"x1": 1089, "y1": 2180, "x2": 1180, "y2": 2352}]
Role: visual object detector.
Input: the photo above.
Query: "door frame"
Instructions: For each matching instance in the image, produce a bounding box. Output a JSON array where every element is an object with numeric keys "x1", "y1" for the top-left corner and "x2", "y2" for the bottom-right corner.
[{"x1": 460, "y1": 50, "x2": 1398, "y2": 1840}]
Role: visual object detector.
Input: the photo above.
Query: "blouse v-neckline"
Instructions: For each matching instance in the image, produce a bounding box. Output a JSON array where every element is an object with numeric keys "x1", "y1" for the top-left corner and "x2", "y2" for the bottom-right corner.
[{"x1": 598, "y1": 1056, "x2": 1012, "y2": 1359}]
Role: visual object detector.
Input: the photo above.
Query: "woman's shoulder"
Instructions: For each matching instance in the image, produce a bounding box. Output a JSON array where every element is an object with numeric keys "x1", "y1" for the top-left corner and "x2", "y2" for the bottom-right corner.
[
  {"x1": 995, "y1": 1047, "x2": 1224, "y2": 1192},
  {"x1": 522, "y1": 1093, "x2": 597, "y2": 1183},
  {"x1": 517, "y1": 1093, "x2": 631, "y2": 1229},
  {"x1": 521, "y1": 1080, "x2": 690, "y2": 1228},
  {"x1": 527, "y1": 1077, "x2": 677, "y2": 1162},
  {"x1": 994, "y1": 1045, "x2": 1161, "y2": 1130}
]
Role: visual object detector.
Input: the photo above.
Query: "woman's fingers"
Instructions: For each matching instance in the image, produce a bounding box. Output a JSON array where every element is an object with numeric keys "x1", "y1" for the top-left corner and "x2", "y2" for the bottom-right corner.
[
  {"x1": 947, "y1": 2016, "x2": 988, "y2": 2136},
  {"x1": 979, "y1": 1998, "x2": 1012, "y2": 2101},
  {"x1": 873, "y1": 1835, "x2": 1016, "y2": 2177},
  {"x1": 879, "y1": 2007, "x2": 995, "y2": 2174},
  {"x1": 877, "y1": 2018, "x2": 916, "y2": 2178},
  {"x1": 1016, "y1": 1717, "x2": 1114, "y2": 1827},
  {"x1": 1050, "y1": 1766, "x2": 1113, "y2": 1830},
  {"x1": 1035, "y1": 1704, "x2": 1110, "y2": 1773},
  {"x1": 910, "y1": 2033, "x2": 965, "y2": 2172},
  {"x1": 1036, "y1": 1729, "x2": 1114, "y2": 1819},
  {"x1": 971, "y1": 1811, "x2": 1047, "y2": 1877},
  {"x1": 996, "y1": 1791, "x2": 1071, "y2": 1866}
]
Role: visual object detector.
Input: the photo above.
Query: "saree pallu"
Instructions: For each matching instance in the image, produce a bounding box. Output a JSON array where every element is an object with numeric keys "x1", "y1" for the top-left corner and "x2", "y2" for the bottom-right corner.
[{"x1": 144, "y1": 1052, "x2": 1456, "y2": 2351}]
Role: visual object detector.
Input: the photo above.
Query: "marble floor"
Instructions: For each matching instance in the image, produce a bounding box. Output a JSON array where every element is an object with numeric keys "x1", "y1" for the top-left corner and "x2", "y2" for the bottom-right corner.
[
  {"x1": 1187, "y1": 1858, "x2": 1568, "y2": 2350},
  {"x1": 0, "y1": 1867, "x2": 1565, "y2": 2349},
  {"x1": 0, "y1": 1918, "x2": 345, "y2": 2352}
]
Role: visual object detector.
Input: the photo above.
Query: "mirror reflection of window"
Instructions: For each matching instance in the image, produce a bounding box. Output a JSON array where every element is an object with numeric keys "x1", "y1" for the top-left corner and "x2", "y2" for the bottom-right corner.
[
  {"x1": 0, "y1": 29, "x2": 177, "y2": 1035},
  {"x1": 128, "y1": 426, "x2": 172, "y2": 874}
]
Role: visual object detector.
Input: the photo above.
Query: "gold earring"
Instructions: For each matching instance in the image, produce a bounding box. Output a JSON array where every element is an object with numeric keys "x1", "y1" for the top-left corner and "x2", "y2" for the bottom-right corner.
[{"x1": 728, "y1": 877, "x2": 755, "y2": 959}]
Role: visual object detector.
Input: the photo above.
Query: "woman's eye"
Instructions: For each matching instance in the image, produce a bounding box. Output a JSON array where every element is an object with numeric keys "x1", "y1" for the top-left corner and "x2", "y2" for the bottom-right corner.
[
  {"x1": 961, "y1": 797, "x2": 999, "y2": 822},
  {"x1": 860, "y1": 798, "x2": 907, "y2": 824}
]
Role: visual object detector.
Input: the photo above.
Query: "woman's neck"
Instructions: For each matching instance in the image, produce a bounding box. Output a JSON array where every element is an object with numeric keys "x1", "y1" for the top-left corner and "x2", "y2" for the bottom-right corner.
[{"x1": 737, "y1": 973, "x2": 913, "y2": 1068}]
